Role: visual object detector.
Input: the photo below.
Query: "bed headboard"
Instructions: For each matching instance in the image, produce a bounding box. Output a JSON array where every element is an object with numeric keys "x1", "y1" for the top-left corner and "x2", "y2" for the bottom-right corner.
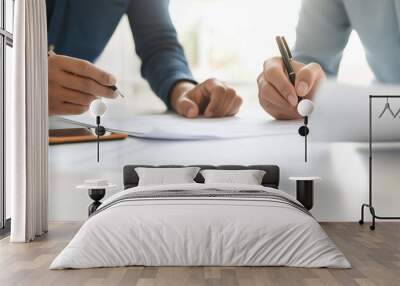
[{"x1": 123, "y1": 165, "x2": 280, "y2": 189}]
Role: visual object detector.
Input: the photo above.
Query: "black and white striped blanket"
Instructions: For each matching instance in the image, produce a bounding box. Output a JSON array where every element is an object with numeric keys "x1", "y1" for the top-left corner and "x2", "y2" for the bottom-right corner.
[{"x1": 91, "y1": 189, "x2": 311, "y2": 217}]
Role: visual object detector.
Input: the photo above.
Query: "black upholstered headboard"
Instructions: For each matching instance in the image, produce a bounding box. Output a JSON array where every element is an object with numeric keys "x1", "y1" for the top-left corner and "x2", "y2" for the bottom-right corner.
[{"x1": 123, "y1": 165, "x2": 280, "y2": 189}]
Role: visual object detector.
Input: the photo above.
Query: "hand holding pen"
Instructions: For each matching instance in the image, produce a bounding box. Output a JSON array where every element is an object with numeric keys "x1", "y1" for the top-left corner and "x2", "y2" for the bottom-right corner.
[
  {"x1": 48, "y1": 50, "x2": 124, "y2": 116},
  {"x1": 257, "y1": 40, "x2": 325, "y2": 120},
  {"x1": 263, "y1": 36, "x2": 324, "y2": 162}
]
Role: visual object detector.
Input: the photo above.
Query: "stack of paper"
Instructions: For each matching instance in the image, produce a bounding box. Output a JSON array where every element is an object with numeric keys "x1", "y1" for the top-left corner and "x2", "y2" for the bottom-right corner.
[{"x1": 61, "y1": 113, "x2": 298, "y2": 140}]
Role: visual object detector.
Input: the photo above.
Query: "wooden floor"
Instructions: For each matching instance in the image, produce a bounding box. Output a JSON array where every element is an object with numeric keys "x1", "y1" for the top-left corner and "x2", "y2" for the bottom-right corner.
[{"x1": 0, "y1": 222, "x2": 399, "y2": 286}]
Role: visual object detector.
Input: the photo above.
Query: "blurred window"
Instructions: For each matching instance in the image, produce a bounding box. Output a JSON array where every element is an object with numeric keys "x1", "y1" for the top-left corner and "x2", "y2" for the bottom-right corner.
[{"x1": 1, "y1": 0, "x2": 14, "y2": 231}]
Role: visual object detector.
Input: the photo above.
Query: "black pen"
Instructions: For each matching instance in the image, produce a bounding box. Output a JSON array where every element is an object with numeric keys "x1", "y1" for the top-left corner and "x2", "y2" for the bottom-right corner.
[
  {"x1": 276, "y1": 36, "x2": 309, "y2": 162},
  {"x1": 275, "y1": 36, "x2": 298, "y2": 98},
  {"x1": 109, "y1": 85, "x2": 125, "y2": 98}
]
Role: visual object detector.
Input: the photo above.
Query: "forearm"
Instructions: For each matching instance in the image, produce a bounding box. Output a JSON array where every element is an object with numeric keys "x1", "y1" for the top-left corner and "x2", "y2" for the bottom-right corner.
[
  {"x1": 128, "y1": 0, "x2": 196, "y2": 108},
  {"x1": 292, "y1": 0, "x2": 351, "y2": 76},
  {"x1": 139, "y1": 49, "x2": 196, "y2": 108}
]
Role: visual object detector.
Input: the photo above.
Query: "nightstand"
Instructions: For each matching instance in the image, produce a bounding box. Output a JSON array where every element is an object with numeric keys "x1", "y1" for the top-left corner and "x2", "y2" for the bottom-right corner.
[
  {"x1": 289, "y1": 177, "x2": 321, "y2": 210},
  {"x1": 77, "y1": 179, "x2": 116, "y2": 216}
]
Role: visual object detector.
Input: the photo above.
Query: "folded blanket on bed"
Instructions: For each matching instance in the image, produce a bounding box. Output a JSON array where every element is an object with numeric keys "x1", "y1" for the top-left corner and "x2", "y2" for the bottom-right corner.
[{"x1": 50, "y1": 183, "x2": 351, "y2": 269}]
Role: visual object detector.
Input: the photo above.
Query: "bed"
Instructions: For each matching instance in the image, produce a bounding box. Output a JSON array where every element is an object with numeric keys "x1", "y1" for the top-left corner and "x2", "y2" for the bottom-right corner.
[{"x1": 50, "y1": 165, "x2": 350, "y2": 269}]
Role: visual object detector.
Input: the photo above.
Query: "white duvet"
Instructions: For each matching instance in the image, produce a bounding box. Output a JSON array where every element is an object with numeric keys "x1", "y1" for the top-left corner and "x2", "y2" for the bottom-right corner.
[{"x1": 50, "y1": 183, "x2": 350, "y2": 269}]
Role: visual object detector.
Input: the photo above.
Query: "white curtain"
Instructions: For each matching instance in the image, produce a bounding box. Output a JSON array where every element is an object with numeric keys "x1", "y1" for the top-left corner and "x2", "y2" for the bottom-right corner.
[{"x1": 8, "y1": 0, "x2": 48, "y2": 242}]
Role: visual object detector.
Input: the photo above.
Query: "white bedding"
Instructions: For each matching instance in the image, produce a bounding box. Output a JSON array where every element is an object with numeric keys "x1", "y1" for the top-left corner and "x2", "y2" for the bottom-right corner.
[{"x1": 50, "y1": 183, "x2": 350, "y2": 269}]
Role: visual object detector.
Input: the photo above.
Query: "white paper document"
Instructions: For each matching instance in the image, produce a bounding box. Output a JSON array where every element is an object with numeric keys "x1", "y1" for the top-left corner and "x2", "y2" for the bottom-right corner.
[
  {"x1": 61, "y1": 80, "x2": 400, "y2": 142},
  {"x1": 312, "y1": 80, "x2": 400, "y2": 142},
  {"x1": 61, "y1": 113, "x2": 298, "y2": 140}
]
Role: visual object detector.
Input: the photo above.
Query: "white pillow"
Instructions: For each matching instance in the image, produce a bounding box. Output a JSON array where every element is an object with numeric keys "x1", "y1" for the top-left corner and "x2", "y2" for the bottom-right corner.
[
  {"x1": 200, "y1": 169, "x2": 266, "y2": 185},
  {"x1": 135, "y1": 167, "x2": 200, "y2": 186}
]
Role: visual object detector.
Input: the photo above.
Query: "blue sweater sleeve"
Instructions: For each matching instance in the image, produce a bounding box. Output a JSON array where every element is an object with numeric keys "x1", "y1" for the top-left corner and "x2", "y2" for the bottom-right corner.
[
  {"x1": 46, "y1": 0, "x2": 196, "y2": 108},
  {"x1": 127, "y1": 0, "x2": 196, "y2": 108}
]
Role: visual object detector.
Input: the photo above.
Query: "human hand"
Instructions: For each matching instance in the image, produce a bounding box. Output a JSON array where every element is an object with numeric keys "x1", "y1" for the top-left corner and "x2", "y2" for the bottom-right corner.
[
  {"x1": 257, "y1": 57, "x2": 325, "y2": 120},
  {"x1": 48, "y1": 53, "x2": 118, "y2": 116},
  {"x1": 170, "y1": 79, "x2": 242, "y2": 118}
]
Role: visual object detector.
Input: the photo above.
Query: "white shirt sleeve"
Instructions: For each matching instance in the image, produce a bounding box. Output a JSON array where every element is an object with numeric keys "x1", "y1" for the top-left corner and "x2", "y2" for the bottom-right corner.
[{"x1": 292, "y1": 0, "x2": 352, "y2": 76}]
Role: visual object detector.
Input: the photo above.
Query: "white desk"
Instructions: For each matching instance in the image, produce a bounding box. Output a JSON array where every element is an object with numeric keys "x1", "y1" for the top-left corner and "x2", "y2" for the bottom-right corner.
[
  {"x1": 49, "y1": 129, "x2": 390, "y2": 222},
  {"x1": 49, "y1": 93, "x2": 400, "y2": 222}
]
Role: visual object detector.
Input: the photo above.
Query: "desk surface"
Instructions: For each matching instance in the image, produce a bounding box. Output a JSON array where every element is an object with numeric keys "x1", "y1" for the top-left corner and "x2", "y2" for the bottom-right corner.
[
  {"x1": 48, "y1": 102, "x2": 400, "y2": 222},
  {"x1": 48, "y1": 133, "x2": 359, "y2": 221}
]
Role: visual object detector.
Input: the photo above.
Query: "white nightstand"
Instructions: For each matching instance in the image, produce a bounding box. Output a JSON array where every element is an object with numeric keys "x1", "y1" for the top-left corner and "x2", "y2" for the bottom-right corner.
[{"x1": 289, "y1": 177, "x2": 322, "y2": 210}]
